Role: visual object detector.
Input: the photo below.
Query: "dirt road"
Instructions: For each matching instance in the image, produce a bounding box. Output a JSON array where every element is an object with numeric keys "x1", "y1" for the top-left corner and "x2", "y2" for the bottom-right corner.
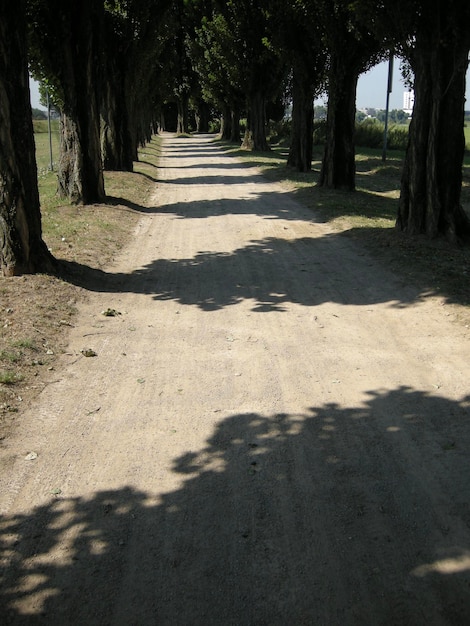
[{"x1": 1, "y1": 134, "x2": 470, "y2": 624}]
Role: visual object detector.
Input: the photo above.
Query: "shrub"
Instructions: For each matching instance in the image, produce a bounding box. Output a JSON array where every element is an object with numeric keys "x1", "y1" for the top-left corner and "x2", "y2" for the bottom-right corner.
[
  {"x1": 355, "y1": 119, "x2": 408, "y2": 151},
  {"x1": 387, "y1": 125, "x2": 409, "y2": 151},
  {"x1": 312, "y1": 119, "x2": 327, "y2": 145},
  {"x1": 355, "y1": 118, "x2": 383, "y2": 149},
  {"x1": 268, "y1": 118, "x2": 291, "y2": 144}
]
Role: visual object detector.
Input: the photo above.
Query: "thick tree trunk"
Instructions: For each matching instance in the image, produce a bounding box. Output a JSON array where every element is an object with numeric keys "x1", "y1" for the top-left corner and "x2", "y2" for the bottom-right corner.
[
  {"x1": 220, "y1": 106, "x2": 240, "y2": 142},
  {"x1": 66, "y1": 2, "x2": 105, "y2": 203},
  {"x1": 0, "y1": 0, "x2": 54, "y2": 276},
  {"x1": 220, "y1": 107, "x2": 232, "y2": 141},
  {"x1": 176, "y1": 96, "x2": 190, "y2": 135},
  {"x1": 397, "y1": 13, "x2": 470, "y2": 241},
  {"x1": 319, "y1": 61, "x2": 358, "y2": 190},
  {"x1": 287, "y1": 68, "x2": 314, "y2": 172},
  {"x1": 58, "y1": 114, "x2": 82, "y2": 203},
  {"x1": 241, "y1": 92, "x2": 270, "y2": 151},
  {"x1": 101, "y1": 69, "x2": 134, "y2": 172},
  {"x1": 195, "y1": 100, "x2": 210, "y2": 133},
  {"x1": 58, "y1": 83, "x2": 104, "y2": 206},
  {"x1": 230, "y1": 109, "x2": 241, "y2": 144},
  {"x1": 31, "y1": 0, "x2": 105, "y2": 204}
]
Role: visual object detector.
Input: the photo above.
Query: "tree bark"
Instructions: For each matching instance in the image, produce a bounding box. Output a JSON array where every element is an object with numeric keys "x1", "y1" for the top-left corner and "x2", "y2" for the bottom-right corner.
[
  {"x1": 101, "y1": 66, "x2": 134, "y2": 172},
  {"x1": 0, "y1": 0, "x2": 54, "y2": 275},
  {"x1": 220, "y1": 106, "x2": 232, "y2": 140},
  {"x1": 230, "y1": 109, "x2": 241, "y2": 143},
  {"x1": 397, "y1": 6, "x2": 470, "y2": 241},
  {"x1": 58, "y1": 114, "x2": 82, "y2": 204},
  {"x1": 29, "y1": 0, "x2": 105, "y2": 204},
  {"x1": 319, "y1": 60, "x2": 358, "y2": 190},
  {"x1": 287, "y1": 67, "x2": 314, "y2": 172},
  {"x1": 241, "y1": 92, "x2": 269, "y2": 151},
  {"x1": 63, "y1": 1, "x2": 105, "y2": 203},
  {"x1": 176, "y1": 96, "x2": 190, "y2": 135},
  {"x1": 195, "y1": 100, "x2": 210, "y2": 133}
]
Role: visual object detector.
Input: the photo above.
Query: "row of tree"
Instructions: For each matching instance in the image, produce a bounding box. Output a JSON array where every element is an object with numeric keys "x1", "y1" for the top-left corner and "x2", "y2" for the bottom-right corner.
[{"x1": 1, "y1": 0, "x2": 470, "y2": 276}]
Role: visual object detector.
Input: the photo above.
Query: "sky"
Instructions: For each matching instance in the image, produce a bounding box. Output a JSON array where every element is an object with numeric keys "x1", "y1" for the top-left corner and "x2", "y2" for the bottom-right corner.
[
  {"x1": 30, "y1": 58, "x2": 470, "y2": 112},
  {"x1": 356, "y1": 58, "x2": 470, "y2": 110}
]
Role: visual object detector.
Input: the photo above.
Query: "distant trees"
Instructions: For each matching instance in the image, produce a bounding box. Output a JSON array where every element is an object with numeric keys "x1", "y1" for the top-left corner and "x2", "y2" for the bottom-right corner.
[
  {"x1": 32, "y1": 108, "x2": 47, "y2": 120},
  {"x1": 192, "y1": 0, "x2": 288, "y2": 150},
  {"x1": 193, "y1": 9, "x2": 245, "y2": 141}
]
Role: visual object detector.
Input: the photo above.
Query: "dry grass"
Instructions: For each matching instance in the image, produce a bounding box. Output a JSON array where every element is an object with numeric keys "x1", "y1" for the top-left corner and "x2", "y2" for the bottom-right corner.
[{"x1": 0, "y1": 136, "x2": 161, "y2": 431}]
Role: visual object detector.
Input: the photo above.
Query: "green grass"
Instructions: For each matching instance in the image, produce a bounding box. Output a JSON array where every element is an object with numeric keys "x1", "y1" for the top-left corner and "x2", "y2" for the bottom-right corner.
[
  {"x1": 0, "y1": 371, "x2": 23, "y2": 385},
  {"x1": 465, "y1": 125, "x2": 470, "y2": 151},
  {"x1": 34, "y1": 119, "x2": 60, "y2": 174},
  {"x1": 0, "y1": 351, "x2": 21, "y2": 364},
  {"x1": 216, "y1": 137, "x2": 470, "y2": 322},
  {"x1": 217, "y1": 140, "x2": 403, "y2": 232},
  {"x1": 11, "y1": 339, "x2": 36, "y2": 350}
]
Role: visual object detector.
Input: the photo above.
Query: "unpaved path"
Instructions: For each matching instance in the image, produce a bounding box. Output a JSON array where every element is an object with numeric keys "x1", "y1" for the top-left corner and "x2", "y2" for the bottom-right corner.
[{"x1": 1, "y1": 134, "x2": 470, "y2": 624}]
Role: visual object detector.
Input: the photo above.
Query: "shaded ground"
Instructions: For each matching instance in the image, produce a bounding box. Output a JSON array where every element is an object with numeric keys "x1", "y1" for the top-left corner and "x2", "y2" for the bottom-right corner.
[{"x1": 1, "y1": 134, "x2": 470, "y2": 624}]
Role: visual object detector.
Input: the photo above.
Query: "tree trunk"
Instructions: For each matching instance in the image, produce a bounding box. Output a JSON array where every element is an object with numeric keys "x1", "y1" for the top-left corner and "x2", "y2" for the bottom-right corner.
[
  {"x1": 195, "y1": 100, "x2": 210, "y2": 133},
  {"x1": 67, "y1": 1, "x2": 105, "y2": 203},
  {"x1": 241, "y1": 92, "x2": 270, "y2": 151},
  {"x1": 58, "y1": 114, "x2": 82, "y2": 203},
  {"x1": 31, "y1": 0, "x2": 105, "y2": 204},
  {"x1": 101, "y1": 67, "x2": 134, "y2": 172},
  {"x1": 220, "y1": 107, "x2": 232, "y2": 140},
  {"x1": 230, "y1": 108, "x2": 241, "y2": 143},
  {"x1": 0, "y1": 0, "x2": 54, "y2": 276},
  {"x1": 397, "y1": 10, "x2": 470, "y2": 241},
  {"x1": 176, "y1": 96, "x2": 190, "y2": 135},
  {"x1": 319, "y1": 60, "x2": 358, "y2": 190},
  {"x1": 220, "y1": 107, "x2": 232, "y2": 141},
  {"x1": 287, "y1": 67, "x2": 314, "y2": 172}
]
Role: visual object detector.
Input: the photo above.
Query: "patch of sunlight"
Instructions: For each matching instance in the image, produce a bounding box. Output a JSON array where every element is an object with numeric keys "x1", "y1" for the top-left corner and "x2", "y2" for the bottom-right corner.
[{"x1": 412, "y1": 550, "x2": 470, "y2": 577}]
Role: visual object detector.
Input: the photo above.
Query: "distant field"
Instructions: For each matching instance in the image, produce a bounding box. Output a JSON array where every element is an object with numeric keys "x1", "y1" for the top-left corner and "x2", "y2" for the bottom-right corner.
[
  {"x1": 465, "y1": 124, "x2": 470, "y2": 150},
  {"x1": 33, "y1": 119, "x2": 60, "y2": 173}
]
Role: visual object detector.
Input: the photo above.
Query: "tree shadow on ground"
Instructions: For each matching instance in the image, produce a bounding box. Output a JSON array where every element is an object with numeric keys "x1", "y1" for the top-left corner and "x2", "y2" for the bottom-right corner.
[
  {"x1": 60, "y1": 229, "x2": 426, "y2": 311},
  {"x1": 2, "y1": 387, "x2": 470, "y2": 623},
  {"x1": 105, "y1": 196, "x2": 158, "y2": 214},
  {"x1": 83, "y1": 137, "x2": 468, "y2": 311}
]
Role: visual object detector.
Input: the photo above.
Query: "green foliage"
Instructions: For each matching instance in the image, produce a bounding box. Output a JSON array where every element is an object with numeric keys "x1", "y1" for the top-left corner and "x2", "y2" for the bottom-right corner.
[
  {"x1": 268, "y1": 118, "x2": 291, "y2": 144},
  {"x1": 312, "y1": 120, "x2": 327, "y2": 145},
  {"x1": 355, "y1": 118, "x2": 383, "y2": 148},
  {"x1": 355, "y1": 118, "x2": 408, "y2": 150},
  {"x1": 386, "y1": 125, "x2": 409, "y2": 151},
  {"x1": 312, "y1": 117, "x2": 409, "y2": 151},
  {"x1": 0, "y1": 371, "x2": 23, "y2": 385},
  {"x1": 32, "y1": 107, "x2": 47, "y2": 120}
]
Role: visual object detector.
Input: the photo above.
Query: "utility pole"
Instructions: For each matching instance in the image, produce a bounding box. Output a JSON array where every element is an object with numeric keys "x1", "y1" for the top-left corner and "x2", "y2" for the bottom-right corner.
[{"x1": 382, "y1": 52, "x2": 394, "y2": 162}]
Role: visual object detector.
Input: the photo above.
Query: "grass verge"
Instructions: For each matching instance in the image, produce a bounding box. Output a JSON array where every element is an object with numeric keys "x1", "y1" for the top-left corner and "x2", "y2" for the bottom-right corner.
[
  {"x1": 0, "y1": 135, "x2": 162, "y2": 430},
  {"x1": 216, "y1": 139, "x2": 470, "y2": 327}
]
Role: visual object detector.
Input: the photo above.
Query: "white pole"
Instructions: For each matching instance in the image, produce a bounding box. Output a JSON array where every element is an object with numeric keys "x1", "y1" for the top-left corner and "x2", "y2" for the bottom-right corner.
[{"x1": 47, "y1": 90, "x2": 53, "y2": 171}]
